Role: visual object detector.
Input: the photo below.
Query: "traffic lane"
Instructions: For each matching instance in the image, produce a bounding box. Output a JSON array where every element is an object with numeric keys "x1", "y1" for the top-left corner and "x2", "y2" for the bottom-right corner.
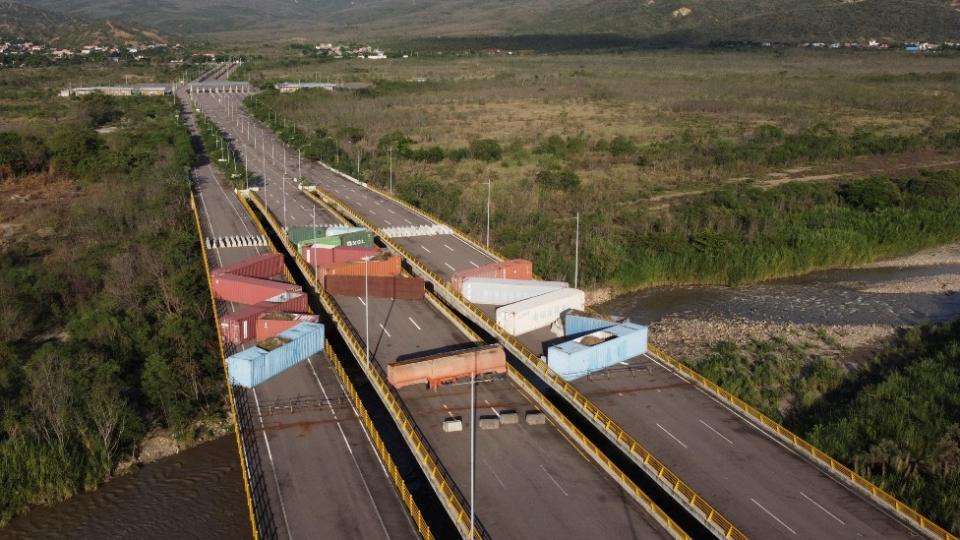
[
  {"x1": 399, "y1": 379, "x2": 671, "y2": 540},
  {"x1": 574, "y1": 354, "x2": 915, "y2": 539},
  {"x1": 393, "y1": 235, "x2": 498, "y2": 280},
  {"x1": 333, "y1": 295, "x2": 476, "y2": 367},
  {"x1": 247, "y1": 357, "x2": 418, "y2": 540}
]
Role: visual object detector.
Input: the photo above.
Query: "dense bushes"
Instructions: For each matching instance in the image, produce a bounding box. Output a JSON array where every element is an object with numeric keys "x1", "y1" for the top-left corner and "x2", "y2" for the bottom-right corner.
[{"x1": 0, "y1": 97, "x2": 220, "y2": 526}]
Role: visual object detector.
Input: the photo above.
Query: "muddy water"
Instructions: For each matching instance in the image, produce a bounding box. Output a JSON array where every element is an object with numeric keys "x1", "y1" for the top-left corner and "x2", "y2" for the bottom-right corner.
[
  {"x1": 602, "y1": 263, "x2": 960, "y2": 326},
  {"x1": 0, "y1": 436, "x2": 248, "y2": 540}
]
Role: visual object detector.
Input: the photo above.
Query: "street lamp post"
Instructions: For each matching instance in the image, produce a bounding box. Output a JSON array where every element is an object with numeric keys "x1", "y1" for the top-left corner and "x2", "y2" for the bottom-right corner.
[
  {"x1": 388, "y1": 146, "x2": 394, "y2": 193},
  {"x1": 486, "y1": 179, "x2": 492, "y2": 248}
]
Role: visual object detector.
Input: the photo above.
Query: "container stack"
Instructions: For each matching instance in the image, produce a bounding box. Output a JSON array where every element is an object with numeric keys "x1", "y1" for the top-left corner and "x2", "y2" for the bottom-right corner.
[
  {"x1": 227, "y1": 322, "x2": 326, "y2": 388},
  {"x1": 211, "y1": 253, "x2": 315, "y2": 345}
]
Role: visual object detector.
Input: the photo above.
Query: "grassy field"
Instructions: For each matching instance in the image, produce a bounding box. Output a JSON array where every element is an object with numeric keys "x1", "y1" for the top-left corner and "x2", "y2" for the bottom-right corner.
[{"x1": 243, "y1": 49, "x2": 960, "y2": 290}]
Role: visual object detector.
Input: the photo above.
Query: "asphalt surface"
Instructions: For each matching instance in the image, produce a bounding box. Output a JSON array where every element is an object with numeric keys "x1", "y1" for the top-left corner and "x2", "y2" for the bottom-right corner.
[
  {"x1": 184, "y1": 98, "x2": 418, "y2": 540},
  {"x1": 513, "y1": 328, "x2": 919, "y2": 540},
  {"x1": 191, "y1": 86, "x2": 673, "y2": 539}
]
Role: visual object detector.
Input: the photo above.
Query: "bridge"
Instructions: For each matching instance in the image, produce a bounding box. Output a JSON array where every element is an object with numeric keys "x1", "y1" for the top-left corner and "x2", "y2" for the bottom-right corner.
[{"x1": 183, "y1": 64, "x2": 955, "y2": 540}]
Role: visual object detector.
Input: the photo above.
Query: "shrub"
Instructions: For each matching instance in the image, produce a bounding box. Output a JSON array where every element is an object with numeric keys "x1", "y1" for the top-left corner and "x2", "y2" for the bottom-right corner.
[
  {"x1": 840, "y1": 177, "x2": 903, "y2": 211},
  {"x1": 469, "y1": 138, "x2": 502, "y2": 161},
  {"x1": 536, "y1": 167, "x2": 580, "y2": 191}
]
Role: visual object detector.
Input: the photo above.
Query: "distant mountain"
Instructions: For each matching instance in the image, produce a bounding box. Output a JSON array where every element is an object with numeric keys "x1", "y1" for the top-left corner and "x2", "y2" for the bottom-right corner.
[
  {"x1": 0, "y1": 1, "x2": 168, "y2": 47},
  {"x1": 16, "y1": 0, "x2": 960, "y2": 43}
]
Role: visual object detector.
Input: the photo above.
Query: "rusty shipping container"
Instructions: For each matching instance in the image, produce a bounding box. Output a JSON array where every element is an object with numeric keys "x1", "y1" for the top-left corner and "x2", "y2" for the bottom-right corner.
[
  {"x1": 220, "y1": 305, "x2": 266, "y2": 344},
  {"x1": 451, "y1": 259, "x2": 534, "y2": 291},
  {"x1": 388, "y1": 344, "x2": 506, "y2": 390},
  {"x1": 255, "y1": 313, "x2": 321, "y2": 341},
  {"x1": 257, "y1": 291, "x2": 309, "y2": 314},
  {"x1": 212, "y1": 253, "x2": 284, "y2": 279},
  {"x1": 317, "y1": 254, "x2": 402, "y2": 282},
  {"x1": 212, "y1": 274, "x2": 301, "y2": 305},
  {"x1": 332, "y1": 246, "x2": 381, "y2": 264},
  {"x1": 324, "y1": 275, "x2": 424, "y2": 299},
  {"x1": 302, "y1": 244, "x2": 336, "y2": 266}
]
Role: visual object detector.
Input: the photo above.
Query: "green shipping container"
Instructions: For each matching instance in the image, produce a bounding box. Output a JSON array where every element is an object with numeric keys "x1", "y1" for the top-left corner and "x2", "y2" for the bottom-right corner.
[
  {"x1": 288, "y1": 226, "x2": 328, "y2": 245},
  {"x1": 296, "y1": 236, "x2": 341, "y2": 252},
  {"x1": 336, "y1": 230, "x2": 375, "y2": 248}
]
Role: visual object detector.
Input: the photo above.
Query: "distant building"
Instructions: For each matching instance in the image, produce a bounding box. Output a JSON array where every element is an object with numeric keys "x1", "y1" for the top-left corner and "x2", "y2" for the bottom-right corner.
[{"x1": 59, "y1": 84, "x2": 174, "y2": 97}]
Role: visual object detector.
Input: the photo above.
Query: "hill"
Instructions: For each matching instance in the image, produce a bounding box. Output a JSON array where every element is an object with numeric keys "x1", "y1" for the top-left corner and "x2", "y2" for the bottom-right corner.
[
  {"x1": 16, "y1": 0, "x2": 960, "y2": 43},
  {"x1": 0, "y1": 1, "x2": 167, "y2": 47}
]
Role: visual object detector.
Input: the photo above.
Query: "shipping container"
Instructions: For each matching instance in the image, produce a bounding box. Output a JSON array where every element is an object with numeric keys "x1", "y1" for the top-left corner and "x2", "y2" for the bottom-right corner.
[
  {"x1": 227, "y1": 322, "x2": 325, "y2": 388},
  {"x1": 257, "y1": 291, "x2": 309, "y2": 314},
  {"x1": 317, "y1": 254, "x2": 402, "y2": 281},
  {"x1": 336, "y1": 230, "x2": 375, "y2": 248},
  {"x1": 332, "y1": 246, "x2": 382, "y2": 264},
  {"x1": 546, "y1": 322, "x2": 648, "y2": 381},
  {"x1": 220, "y1": 305, "x2": 266, "y2": 344},
  {"x1": 255, "y1": 313, "x2": 321, "y2": 341},
  {"x1": 302, "y1": 244, "x2": 336, "y2": 266},
  {"x1": 388, "y1": 344, "x2": 506, "y2": 390},
  {"x1": 288, "y1": 226, "x2": 327, "y2": 245},
  {"x1": 212, "y1": 253, "x2": 284, "y2": 279},
  {"x1": 461, "y1": 277, "x2": 568, "y2": 306},
  {"x1": 451, "y1": 259, "x2": 533, "y2": 290},
  {"x1": 324, "y1": 275, "x2": 425, "y2": 300},
  {"x1": 325, "y1": 226, "x2": 366, "y2": 237},
  {"x1": 563, "y1": 309, "x2": 625, "y2": 337},
  {"x1": 495, "y1": 288, "x2": 586, "y2": 336},
  {"x1": 297, "y1": 236, "x2": 341, "y2": 253},
  {"x1": 212, "y1": 274, "x2": 301, "y2": 305}
]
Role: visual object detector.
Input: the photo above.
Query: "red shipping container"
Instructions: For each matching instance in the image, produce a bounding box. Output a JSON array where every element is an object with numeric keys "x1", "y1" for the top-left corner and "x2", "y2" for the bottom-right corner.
[
  {"x1": 257, "y1": 291, "x2": 309, "y2": 313},
  {"x1": 220, "y1": 304, "x2": 267, "y2": 344},
  {"x1": 317, "y1": 255, "x2": 402, "y2": 282},
  {"x1": 325, "y1": 275, "x2": 394, "y2": 297},
  {"x1": 302, "y1": 244, "x2": 335, "y2": 266},
  {"x1": 212, "y1": 253, "x2": 284, "y2": 279},
  {"x1": 212, "y1": 274, "x2": 301, "y2": 305},
  {"x1": 451, "y1": 259, "x2": 533, "y2": 291},
  {"x1": 332, "y1": 246, "x2": 382, "y2": 264},
  {"x1": 255, "y1": 313, "x2": 320, "y2": 340},
  {"x1": 393, "y1": 277, "x2": 425, "y2": 300}
]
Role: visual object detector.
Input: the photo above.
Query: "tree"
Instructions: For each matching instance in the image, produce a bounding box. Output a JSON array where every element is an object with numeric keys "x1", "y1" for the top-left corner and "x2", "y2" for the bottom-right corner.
[
  {"x1": 469, "y1": 138, "x2": 502, "y2": 161},
  {"x1": 0, "y1": 133, "x2": 25, "y2": 179},
  {"x1": 536, "y1": 167, "x2": 580, "y2": 191},
  {"x1": 47, "y1": 126, "x2": 102, "y2": 179}
]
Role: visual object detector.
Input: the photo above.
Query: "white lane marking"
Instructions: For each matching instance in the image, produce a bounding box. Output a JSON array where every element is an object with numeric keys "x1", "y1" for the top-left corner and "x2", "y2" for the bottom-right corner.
[
  {"x1": 443, "y1": 244, "x2": 454, "y2": 251},
  {"x1": 379, "y1": 323, "x2": 392, "y2": 338},
  {"x1": 358, "y1": 296, "x2": 365, "y2": 306},
  {"x1": 699, "y1": 419, "x2": 734, "y2": 445},
  {"x1": 370, "y1": 210, "x2": 376, "y2": 215},
  {"x1": 469, "y1": 261, "x2": 479, "y2": 268},
  {"x1": 444, "y1": 262, "x2": 456, "y2": 272},
  {"x1": 404, "y1": 219, "x2": 412, "y2": 225},
  {"x1": 800, "y1": 492, "x2": 846, "y2": 525},
  {"x1": 408, "y1": 317, "x2": 421, "y2": 331},
  {"x1": 539, "y1": 465, "x2": 569, "y2": 496},
  {"x1": 306, "y1": 358, "x2": 392, "y2": 539},
  {"x1": 656, "y1": 423, "x2": 688, "y2": 449},
  {"x1": 484, "y1": 459, "x2": 507, "y2": 489},
  {"x1": 388, "y1": 208, "x2": 396, "y2": 214},
  {"x1": 252, "y1": 389, "x2": 294, "y2": 540},
  {"x1": 751, "y1": 498, "x2": 798, "y2": 535},
  {"x1": 421, "y1": 246, "x2": 432, "y2": 254}
]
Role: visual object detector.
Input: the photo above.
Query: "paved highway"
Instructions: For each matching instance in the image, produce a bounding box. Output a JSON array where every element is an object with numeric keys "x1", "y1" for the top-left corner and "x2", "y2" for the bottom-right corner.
[
  {"x1": 190, "y1": 86, "x2": 675, "y2": 539},
  {"x1": 183, "y1": 99, "x2": 419, "y2": 540},
  {"x1": 193, "y1": 65, "x2": 928, "y2": 540}
]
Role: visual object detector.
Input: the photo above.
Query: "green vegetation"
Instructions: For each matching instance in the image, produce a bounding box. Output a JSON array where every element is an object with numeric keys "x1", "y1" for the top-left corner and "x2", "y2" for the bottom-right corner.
[
  {"x1": 697, "y1": 319, "x2": 960, "y2": 535},
  {"x1": 0, "y1": 95, "x2": 221, "y2": 526}
]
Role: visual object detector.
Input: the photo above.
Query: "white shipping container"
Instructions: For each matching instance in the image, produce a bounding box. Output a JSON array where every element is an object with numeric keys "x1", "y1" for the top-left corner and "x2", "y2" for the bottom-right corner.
[
  {"x1": 461, "y1": 277, "x2": 568, "y2": 306},
  {"x1": 496, "y1": 288, "x2": 586, "y2": 336}
]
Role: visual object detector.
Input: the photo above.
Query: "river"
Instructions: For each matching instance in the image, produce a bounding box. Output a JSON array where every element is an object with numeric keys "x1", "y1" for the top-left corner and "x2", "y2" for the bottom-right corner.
[{"x1": 0, "y1": 435, "x2": 248, "y2": 540}]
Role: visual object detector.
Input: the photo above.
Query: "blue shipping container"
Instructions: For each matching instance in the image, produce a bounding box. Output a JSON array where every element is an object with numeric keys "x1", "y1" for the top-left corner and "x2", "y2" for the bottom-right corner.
[
  {"x1": 547, "y1": 322, "x2": 648, "y2": 381},
  {"x1": 563, "y1": 310, "x2": 622, "y2": 337},
  {"x1": 227, "y1": 322, "x2": 325, "y2": 388},
  {"x1": 325, "y1": 226, "x2": 366, "y2": 237}
]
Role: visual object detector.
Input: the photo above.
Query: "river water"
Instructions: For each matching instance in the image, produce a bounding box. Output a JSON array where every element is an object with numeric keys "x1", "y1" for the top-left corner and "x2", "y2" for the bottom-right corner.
[
  {"x1": 0, "y1": 435, "x2": 248, "y2": 540},
  {"x1": 602, "y1": 263, "x2": 960, "y2": 327}
]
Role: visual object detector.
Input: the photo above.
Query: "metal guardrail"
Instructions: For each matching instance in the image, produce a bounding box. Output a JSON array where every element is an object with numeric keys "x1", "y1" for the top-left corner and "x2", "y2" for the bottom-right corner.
[
  {"x1": 647, "y1": 345, "x2": 959, "y2": 540},
  {"x1": 298, "y1": 185, "x2": 746, "y2": 540},
  {"x1": 187, "y1": 190, "x2": 259, "y2": 540},
  {"x1": 242, "y1": 190, "x2": 486, "y2": 540},
  {"x1": 324, "y1": 342, "x2": 435, "y2": 540}
]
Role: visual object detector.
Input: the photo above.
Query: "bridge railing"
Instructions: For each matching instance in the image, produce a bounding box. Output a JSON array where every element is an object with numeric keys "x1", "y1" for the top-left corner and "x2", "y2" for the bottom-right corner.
[
  {"x1": 187, "y1": 190, "x2": 260, "y2": 540},
  {"x1": 242, "y1": 190, "x2": 487, "y2": 540},
  {"x1": 299, "y1": 185, "x2": 745, "y2": 540}
]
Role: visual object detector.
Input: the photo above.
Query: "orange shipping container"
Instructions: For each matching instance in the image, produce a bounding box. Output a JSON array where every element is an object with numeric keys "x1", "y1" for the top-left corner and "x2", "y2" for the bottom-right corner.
[
  {"x1": 255, "y1": 313, "x2": 321, "y2": 340},
  {"x1": 387, "y1": 344, "x2": 506, "y2": 390},
  {"x1": 451, "y1": 259, "x2": 533, "y2": 291},
  {"x1": 317, "y1": 254, "x2": 402, "y2": 281}
]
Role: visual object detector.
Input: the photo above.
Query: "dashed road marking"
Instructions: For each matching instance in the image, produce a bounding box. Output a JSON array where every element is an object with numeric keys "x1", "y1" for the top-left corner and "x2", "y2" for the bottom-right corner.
[
  {"x1": 656, "y1": 423, "x2": 688, "y2": 449},
  {"x1": 444, "y1": 262, "x2": 456, "y2": 272},
  {"x1": 379, "y1": 323, "x2": 391, "y2": 338},
  {"x1": 699, "y1": 419, "x2": 734, "y2": 445},
  {"x1": 800, "y1": 492, "x2": 846, "y2": 525},
  {"x1": 751, "y1": 498, "x2": 797, "y2": 535},
  {"x1": 408, "y1": 317, "x2": 421, "y2": 331}
]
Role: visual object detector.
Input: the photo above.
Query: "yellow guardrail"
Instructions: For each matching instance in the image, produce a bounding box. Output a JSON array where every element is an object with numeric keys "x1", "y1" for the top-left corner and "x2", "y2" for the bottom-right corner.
[
  {"x1": 187, "y1": 191, "x2": 259, "y2": 540},
  {"x1": 242, "y1": 190, "x2": 484, "y2": 540},
  {"x1": 324, "y1": 342, "x2": 435, "y2": 540},
  {"x1": 299, "y1": 185, "x2": 745, "y2": 540},
  {"x1": 648, "y1": 345, "x2": 958, "y2": 540}
]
